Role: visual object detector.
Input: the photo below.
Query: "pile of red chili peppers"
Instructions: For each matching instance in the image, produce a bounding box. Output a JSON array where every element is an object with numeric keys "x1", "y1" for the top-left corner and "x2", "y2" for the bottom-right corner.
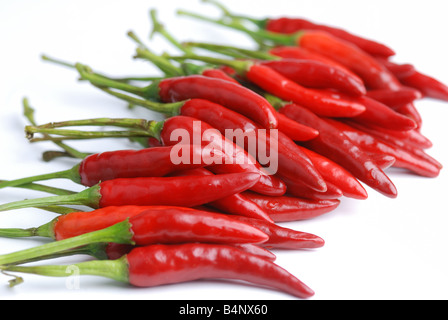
[{"x1": 0, "y1": 1, "x2": 445, "y2": 299}]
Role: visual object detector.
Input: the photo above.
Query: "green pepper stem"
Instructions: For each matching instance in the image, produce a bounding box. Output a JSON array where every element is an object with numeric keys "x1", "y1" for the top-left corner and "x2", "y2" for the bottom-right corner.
[
  {"x1": 168, "y1": 53, "x2": 252, "y2": 75},
  {"x1": 25, "y1": 117, "x2": 163, "y2": 142},
  {"x1": 0, "y1": 165, "x2": 81, "y2": 190},
  {"x1": 183, "y1": 41, "x2": 278, "y2": 60},
  {"x1": 0, "y1": 220, "x2": 133, "y2": 266},
  {"x1": 1, "y1": 256, "x2": 129, "y2": 286},
  {"x1": 23, "y1": 98, "x2": 90, "y2": 160},
  {"x1": 201, "y1": 0, "x2": 268, "y2": 29},
  {"x1": 0, "y1": 180, "x2": 76, "y2": 196},
  {"x1": 149, "y1": 9, "x2": 195, "y2": 55},
  {"x1": 97, "y1": 87, "x2": 184, "y2": 117},
  {"x1": 177, "y1": 9, "x2": 299, "y2": 46},
  {"x1": 0, "y1": 184, "x2": 101, "y2": 213}
]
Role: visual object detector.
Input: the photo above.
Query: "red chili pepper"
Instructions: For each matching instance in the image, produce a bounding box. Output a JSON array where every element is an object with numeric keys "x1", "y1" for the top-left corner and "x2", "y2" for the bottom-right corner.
[
  {"x1": 242, "y1": 192, "x2": 340, "y2": 222},
  {"x1": 154, "y1": 75, "x2": 279, "y2": 129},
  {"x1": 230, "y1": 215, "x2": 325, "y2": 250},
  {"x1": 201, "y1": 68, "x2": 241, "y2": 84},
  {"x1": 276, "y1": 112, "x2": 319, "y2": 141},
  {"x1": 160, "y1": 115, "x2": 287, "y2": 196},
  {"x1": 260, "y1": 59, "x2": 366, "y2": 96},
  {"x1": 0, "y1": 145, "x2": 225, "y2": 190},
  {"x1": 378, "y1": 59, "x2": 448, "y2": 102},
  {"x1": 346, "y1": 95, "x2": 417, "y2": 132},
  {"x1": 175, "y1": 54, "x2": 366, "y2": 118},
  {"x1": 366, "y1": 88, "x2": 422, "y2": 109},
  {"x1": 276, "y1": 102, "x2": 398, "y2": 198},
  {"x1": 277, "y1": 172, "x2": 344, "y2": 200},
  {"x1": 169, "y1": 98, "x2": 326, "y2": 192},
  {"x1": 264, "y1": 17, "x2": 395, "y2": 57},
  {"x1": 295, "y1": 31, "x2": 402, "y2": 90},
  {"x1": 234, "y1": 244, "x2": 277, "y2": 261},
  {"x1": 0, "y1": 172, "x2": 261, "y2": 212},
  {"x1": 328, "y1": 120, "x2": 441, "y2": 178},
  {"x1": 268, "y1": 46, "x2": 355, "y2": 75},
  {"x1": 2, "y1": 243, "x2": 315, "y2": 299},
  {"x1": 298, "y1": 146, "x2": 368, "y2": 200},
  {"x1": 394, "y1": 103, "x2": 423, "y2": 130},
  {"x1": 169, "y1": 167, "x2": 274, "y2": 223}
]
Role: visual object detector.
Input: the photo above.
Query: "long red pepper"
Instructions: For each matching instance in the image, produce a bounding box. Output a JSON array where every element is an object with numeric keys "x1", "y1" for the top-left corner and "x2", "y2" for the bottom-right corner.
[
  {"x1": 172, "y1": 54, "x2": 366, "y2": 118},
  {"x1": 327, "y1": 120, "x2": 441, "y2": 178},
  {"x1": 0, "y1": 207, "x2": 270, "y2": 266},
  {"x1": 177, "y1": 10, "x2": 401, "y2": 91},
  {"x1": 260, "y1": 59, "x2": 366, "y2": 96},
  {"x1": 200, "y1": 0, "x2": 395, "y2": 57},
  {"x1": 366, "y1": 88, "x2": 422, "y2": 109},
  {"x1": 276, "y1": 112, "x2": 319, "y2": 142},
  {"x1": 169, "y1": 167, "x2": 274, "y2": 222},
  {"x1": 277, "y1": 172, "x2": 344, "y2": 201},
  {"x1": 377, "y1": 58, "x2": 448, "y2": 102},
  {"x1": 274, "y1": 102, "x2": 398, "y2": 198},
  {"x1": 242, "y1": 192, "x2": 340, "y2": 222},
  {"x1": 298, "y1": 146, "x2": 368, "y2": 200},
  {"x1": 0, "y1": 172, "x2": 261, "y2": 212},
  {"x1": 73, "y1": 63, "x2": 278, "y2": 129},
  {"x1": 264, "y1": 17, "x2": 395, "y2": 58},
  {"x1": 99, "y1": 88, "x2": 325, "y2": 192},
  {"x1": 0, "y1": 144, "x2": 225, "y2": 189},
  {"x1": 231, "y1": 215, "x2": 324, "y2": 250},
  {"x1": 1, "y1": 243, "x2": 314, "y2": 299},
  {"x1": 26, "y1": 115, "x2": 286, "y2": 197}
]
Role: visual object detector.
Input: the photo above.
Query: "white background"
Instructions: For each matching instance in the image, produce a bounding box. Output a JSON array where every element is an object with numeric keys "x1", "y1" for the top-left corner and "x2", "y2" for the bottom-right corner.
[{"x1": 0, "y1": 0, "x2": 447, "y2": 300}]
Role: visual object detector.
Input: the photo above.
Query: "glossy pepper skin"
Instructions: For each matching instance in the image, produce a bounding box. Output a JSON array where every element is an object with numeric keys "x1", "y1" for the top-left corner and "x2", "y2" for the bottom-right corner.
[
  {"x1": 230, "y1": 215, "x2": 325, "y2": 250},
  {"x1": 170, "y1": 167, "x2": 274, "y2": 223},
  {"x1": 278, "y1": 103, "x2": 398, "y2": 198},
  {"x1": 97, "y1": 173, "x2": 260, "y2": 208},
  {"x1": 177, "y1": 98, "x2": 326, "y2": 192},
  {"x1": 126, "y1": 243, "x2": 315, "y2": 298},
  {"x1": 151, "y1": 75, "x2": 279, "y2": 129},
  {"x1": 244, "y1": 63, "x2": 366, "y2": 118},
  {"x1": 242, "y1": 192, "x2": 340, "y2": 222},
  {"x1": 0, "y1": 172, "x2": 261, "y2": 212},
  {"x1": 265, "y1": 17, "x2": 395, "y2": 58},
  {"x1": 260, "y1": 59, "x2": 366, "y2": 96},
  {"x1": 159, "y1": 115, "x2": 286, "y2": 196},
  {"x1": 327, "y1": 120, "x2": 440, "y2": 178},
  {"x1": 53, "y1": 206, "x2": 268, "y2": 245},
  {"x1": 366, "y1": 88, "x2": 422, "y2": 109},
  {"x1": 295, "y1": 31, "x2": 401, "y2": 90},
  {"x1": 78, "y1": 145, "x2": 224, "y2": 187}
]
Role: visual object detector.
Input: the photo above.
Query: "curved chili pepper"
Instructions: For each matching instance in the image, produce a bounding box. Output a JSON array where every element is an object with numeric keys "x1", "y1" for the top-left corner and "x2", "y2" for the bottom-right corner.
[
  {"x1": 242, "y1": 192, "x2": 340, "y2": 222},
  {"x1": 328, "y1": 120, "x2": 441, "y2": 178},
  {"x1": 346, "y1": 95, "x2": 417, "y2": 132},
  {"x1": 378, "y1": 59, "x2": 448, "y2": 102},
  {"x1": 0, "y1": 145, "x2": 225, "y2": 190},
  {"x1": 366, "y1": 88, "x2": 422, "y2": 109},
  {"x1": 2, "y1": 243, "x2": 315, "y2": 299},
  {"x1": 200, "y1": 0, "x2": 395, "y2": 57},
  {"x1": 260, "y1": 59, "x2": 366, "y2": 96},
  {"x1": 277, "y1": 172, "x2": 343, "y2": 200},
  {"x1": 264, "y1": 17, "x2": 395, "y2": 58},
  {"x1": 75, "y1": 63, "x2": 278, "y2": 129},
  {"x1": 176, "y1": 11, "x2": 400, "y2": 91},
  {"x1": 276, "y1": 102, "x2": 398, "y2": 198},
  {"x1": 276, "y1": 112, "x2": 319, "y2": 142},
  {"x1": 394, "y1": 103, "x2": 423, "y2": 130},
  {"x1": 231, "y1": 215, "x2": 325, "y2": 250},
  {"x1": 268, "y1": 46, "x2": 355, "y2": 75},
  {"x1": 346, "y1": 121, "x2": 442, "y2": 171},
  {"x1": 169, "y1": 167, "x2": 274, "y2": 223},
  {"x1": 294, "y1": 31, "x2": 402, "y2": 90},
  {"x1": 0, "y1": 172, "x2": 261, "y2": 212},
  {"x1": 172, "y1": 98, "x2": 326, "y2": 192},
  {"x1": 153, "y1": 75, "x2": 278, "y2": 129},
  {"x1": 298, "y1": 146, "x2": 368, "y2": 200},
  {"x1": 174, "y1": 54, "x2": 366, "y2": 118}
]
